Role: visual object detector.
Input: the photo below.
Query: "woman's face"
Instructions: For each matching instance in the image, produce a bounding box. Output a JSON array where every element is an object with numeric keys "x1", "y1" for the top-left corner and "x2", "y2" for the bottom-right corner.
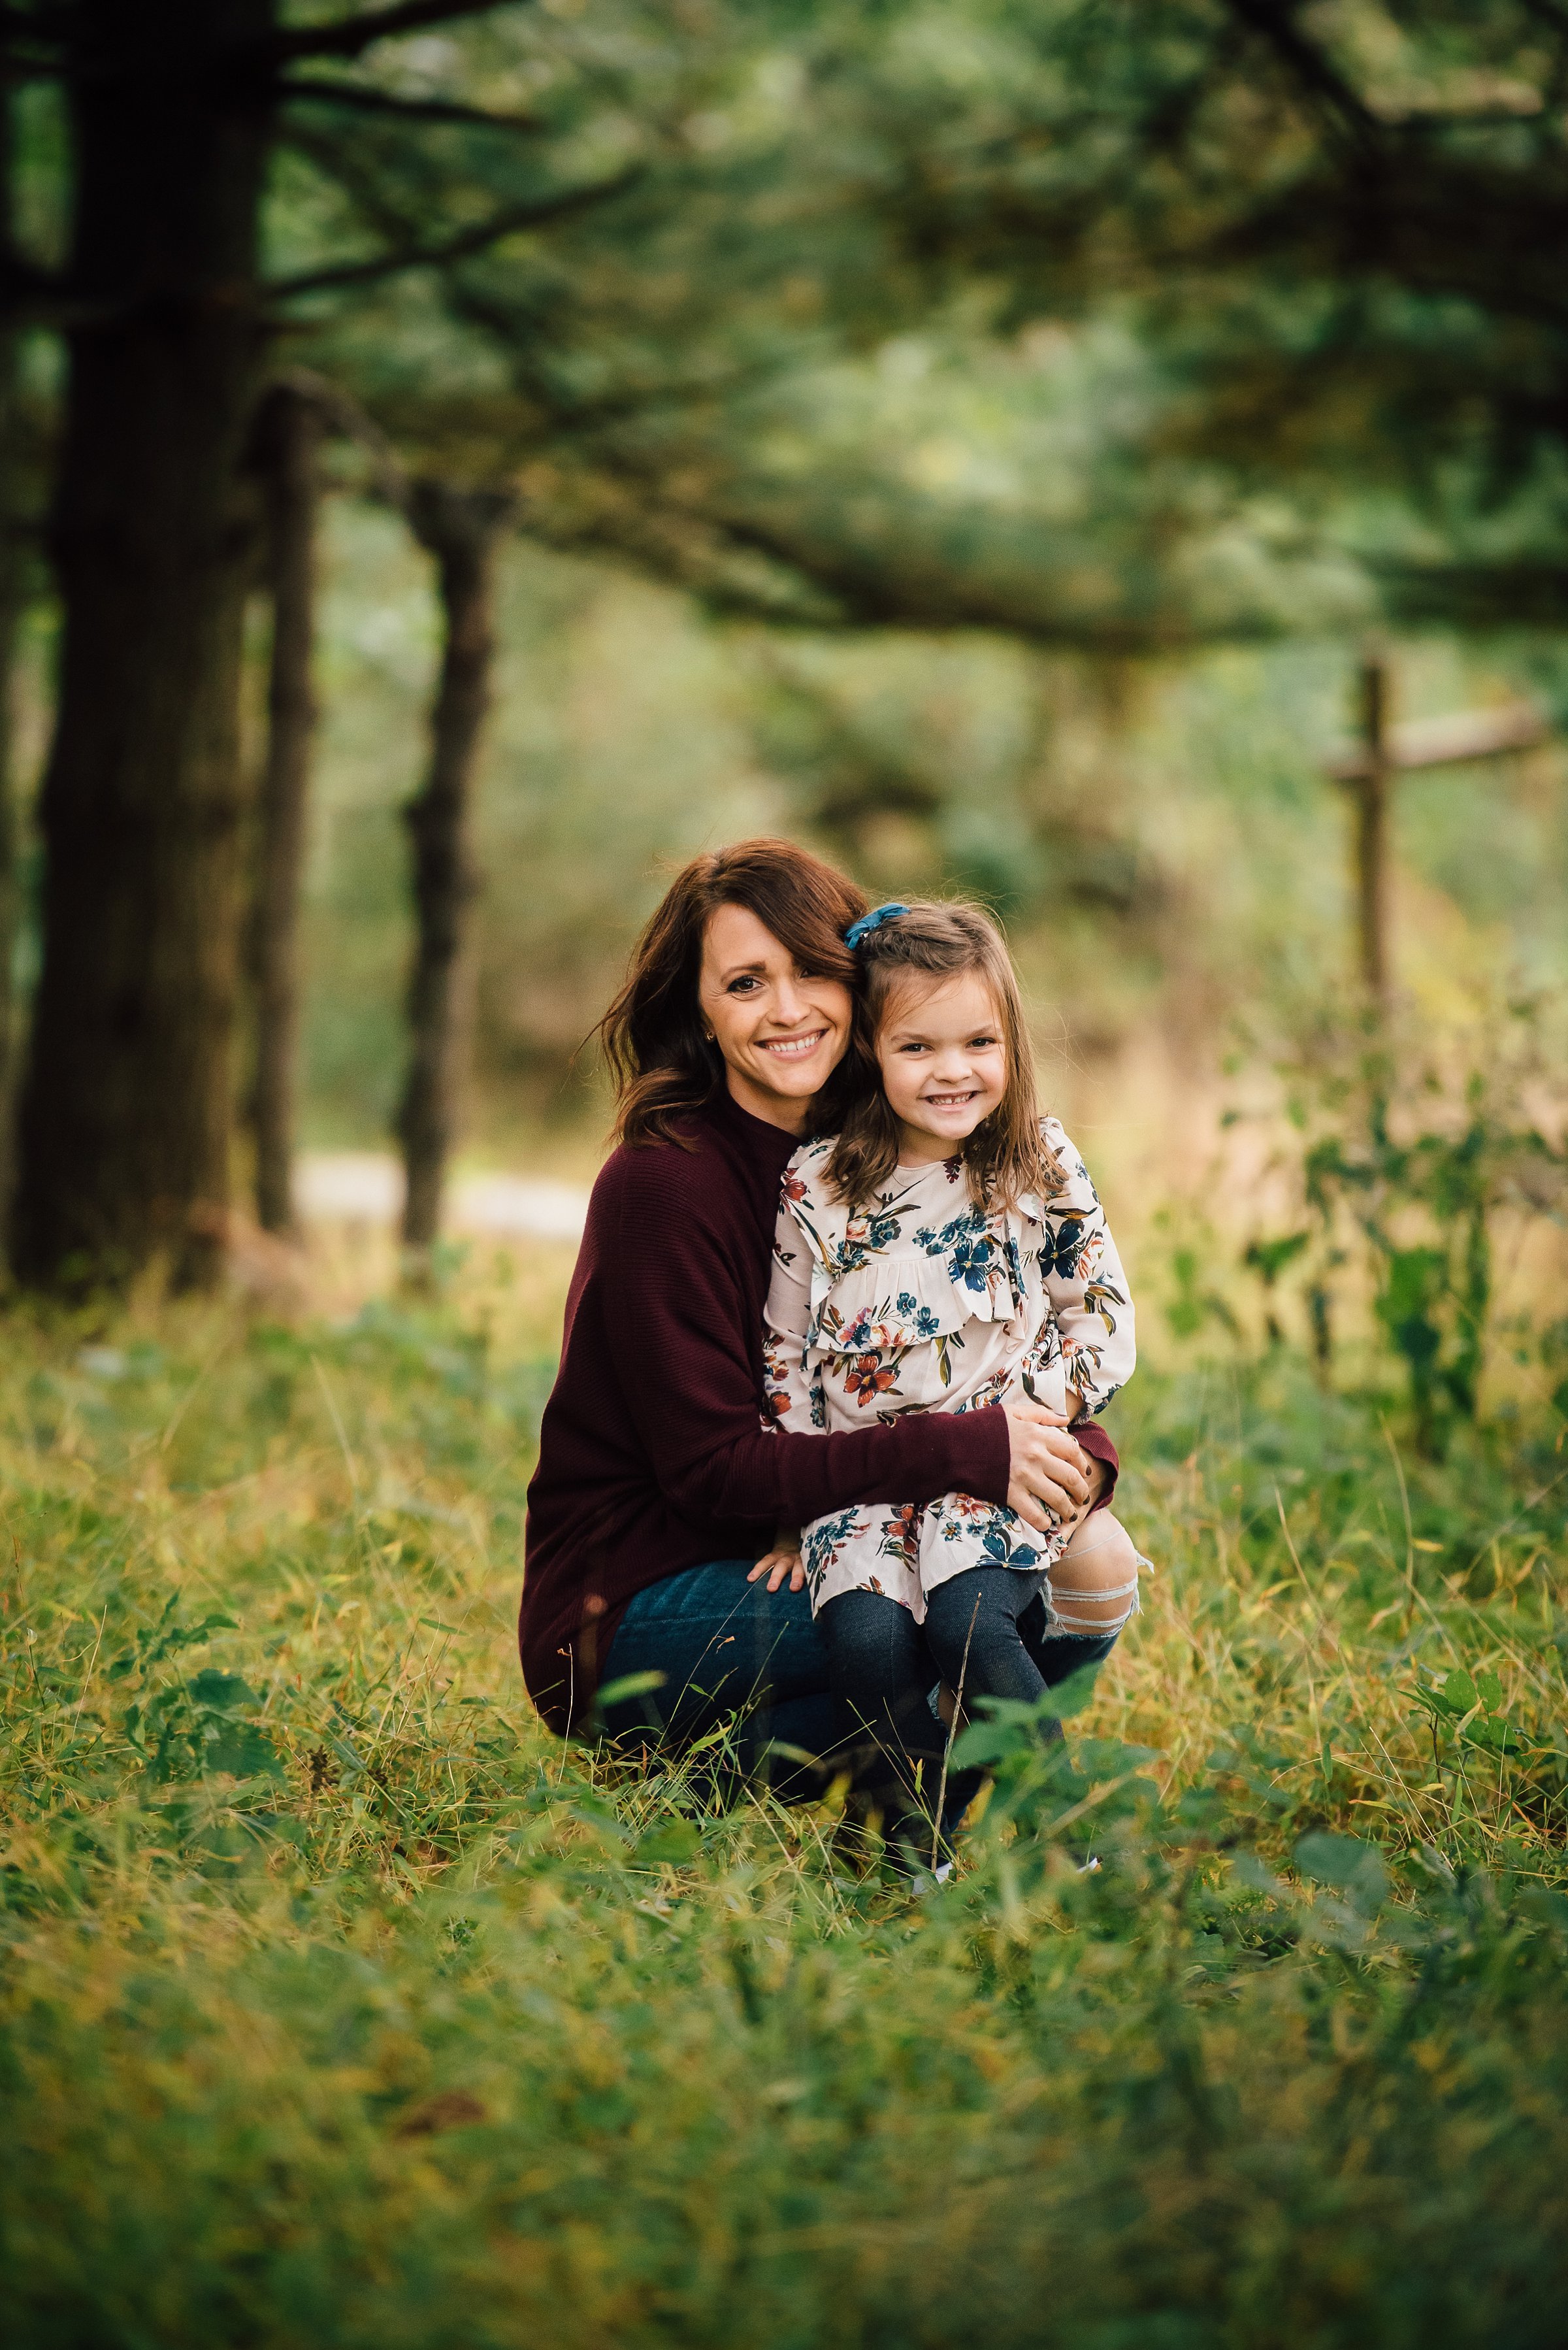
[{"x1": 697, "y1": 902, "x2": 853, "y2": 1133}]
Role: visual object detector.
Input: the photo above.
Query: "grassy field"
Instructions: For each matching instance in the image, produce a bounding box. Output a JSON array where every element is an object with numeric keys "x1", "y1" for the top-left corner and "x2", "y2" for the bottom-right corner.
[{"x1": 1, "y1": 1244, "x2": 1567, "y2": 2348}]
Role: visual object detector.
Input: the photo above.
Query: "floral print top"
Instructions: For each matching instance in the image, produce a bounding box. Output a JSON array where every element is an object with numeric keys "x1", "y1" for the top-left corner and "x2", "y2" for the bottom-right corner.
[{"x1": 762, "y1": 1118, "x2": 1136, "y2": 1618}]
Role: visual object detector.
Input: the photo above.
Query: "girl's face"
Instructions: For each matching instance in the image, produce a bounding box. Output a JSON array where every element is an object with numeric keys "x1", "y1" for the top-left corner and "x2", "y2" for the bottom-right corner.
[
  {"x1": 875, "y1": 970, "x2": 1009, "y2": 1164},
  {"x1": 698, "y1": 902, "x2": 853, "y2": 1133}
]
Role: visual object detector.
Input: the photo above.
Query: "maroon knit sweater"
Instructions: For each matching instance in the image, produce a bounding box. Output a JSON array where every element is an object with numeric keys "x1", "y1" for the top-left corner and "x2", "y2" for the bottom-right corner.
[{"x1": 519, "y1": 1087, "x2": 1117, "y2": 1731}]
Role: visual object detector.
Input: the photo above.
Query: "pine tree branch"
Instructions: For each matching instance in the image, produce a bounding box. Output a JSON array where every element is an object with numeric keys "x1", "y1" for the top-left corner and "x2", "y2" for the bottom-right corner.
[
  {"x1": 254, "y1": 1, "x2": 526, "y2": 71},
  {"x1": 278, "y1": 76, "x2": 542, "y2": 131},
  {"x1": 266, "y1": 163, "x2": 640, "y2": 299},
  {"x1": 441, "y1": 275, "x2": 787, "y2": 437},
  {"x1": 670, "y1": 501, "x2": 1244, "y2": 650},
  {"x1": 1221, "y1": 0, "x2": 1379, "y2": 142},
  {"x1": 512, "y1": 440, "x2": 1280, "y2": 653}
]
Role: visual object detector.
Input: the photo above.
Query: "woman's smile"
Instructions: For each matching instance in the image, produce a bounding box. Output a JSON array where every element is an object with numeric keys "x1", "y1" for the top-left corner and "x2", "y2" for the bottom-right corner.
[
  {"x1": 698, "y1": 902, "x2": 853, "y2": 1132},
  {"x1": 760, "y1": 1027, "x2": 828, "y2": 1060}
]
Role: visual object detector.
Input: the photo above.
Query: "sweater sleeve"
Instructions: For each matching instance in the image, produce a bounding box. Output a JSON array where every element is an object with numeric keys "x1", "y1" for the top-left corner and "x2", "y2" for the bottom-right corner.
[
  {"x1": 1041, "y1": 1121, "x2": 1137, "y2": 1417},
  {"x1": 601, "y1": 1153, "x2": 1012, "y2": 1527}
]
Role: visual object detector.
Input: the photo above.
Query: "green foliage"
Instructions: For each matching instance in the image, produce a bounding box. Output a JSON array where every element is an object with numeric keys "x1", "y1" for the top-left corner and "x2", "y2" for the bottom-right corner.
[
  {"x1": 1412, "y1": 1663, "x2": 1530, "y2": 1765},
  {"x1": 1, "y1": 1282, "x2": 1567, "y2": 2340},
  {"x1": 837, "y1": 1, "x2": 1568, "y2": 624},
  {"x1": 1222, "y1": 1000, "x2": 1568, "y2": 1454}
]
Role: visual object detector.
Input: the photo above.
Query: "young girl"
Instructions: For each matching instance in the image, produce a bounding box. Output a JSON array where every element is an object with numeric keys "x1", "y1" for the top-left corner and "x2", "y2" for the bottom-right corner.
[{"x1": 757, "y1": 900, "x2": 1141, "y2": 1844}]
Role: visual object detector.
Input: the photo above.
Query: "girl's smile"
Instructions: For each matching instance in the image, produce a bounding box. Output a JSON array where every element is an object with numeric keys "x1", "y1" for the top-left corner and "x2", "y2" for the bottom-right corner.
[{"x1": 875, "y1": 971, "x2": 1009, "y2": 1165}]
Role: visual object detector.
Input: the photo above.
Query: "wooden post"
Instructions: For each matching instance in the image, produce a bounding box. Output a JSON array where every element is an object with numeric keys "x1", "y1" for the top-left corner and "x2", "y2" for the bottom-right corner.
[
  {"x1": 1354, "y1": 653, "x2": 1390, "y2": 1005},
  {"x1": 1326, "y1": 664, "x2": 1550, "y2": 999}
]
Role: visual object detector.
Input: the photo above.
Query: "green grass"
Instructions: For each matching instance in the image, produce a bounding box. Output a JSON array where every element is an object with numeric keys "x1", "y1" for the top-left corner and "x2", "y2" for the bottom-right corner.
[{"x1": 1, "y1": 1274, "x2": 1567, "y2": 2347}]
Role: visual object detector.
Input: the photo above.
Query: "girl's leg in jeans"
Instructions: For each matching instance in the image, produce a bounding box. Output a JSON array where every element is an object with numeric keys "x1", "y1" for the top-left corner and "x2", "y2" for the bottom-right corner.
[
  {"x1": 1019, "y1": 1612, "x2": 1119, "y2": 1690},
  {"x1": 925, "y1": 1540, "x2": 1141, "y2": 1840},
  {"x1": 818, "y1": 1589, "x2": 950, "y2": 1857},
  {"x1": 924, "y1": 1568, "x2": 1056, "y2": 1713},
  {"x1": 930, "y1": 1594, "x2": 1124, "y2": 1845},
  {"x1": 926, "y1": 1538, "x2": 1139, "y2": 1720}
]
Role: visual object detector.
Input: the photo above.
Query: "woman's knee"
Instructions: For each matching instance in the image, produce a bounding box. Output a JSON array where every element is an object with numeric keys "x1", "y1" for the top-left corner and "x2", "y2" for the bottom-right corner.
[{"x1": 1047, "y1": 1512, "x2": 1142, "y2": 1635}]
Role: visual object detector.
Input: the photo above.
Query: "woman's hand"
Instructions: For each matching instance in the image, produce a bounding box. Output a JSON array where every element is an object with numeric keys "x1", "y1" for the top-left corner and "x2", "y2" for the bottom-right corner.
[
  {"x1": 748, "y1": 1540, "x2": 806, "y2": 1595},
  {"x1": 1000, "y1": 1398, "x2": 1092, "y2": 1532}
]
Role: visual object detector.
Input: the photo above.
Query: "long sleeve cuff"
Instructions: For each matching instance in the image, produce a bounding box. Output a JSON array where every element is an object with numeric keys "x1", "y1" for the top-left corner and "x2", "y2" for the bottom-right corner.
[
  {"x1": 1076, "y1": 1419, "x2": 1119, "y2": 1512},
  {"x1": 938, "y1": 1400, "x2": 1014, "y2": 1508}
]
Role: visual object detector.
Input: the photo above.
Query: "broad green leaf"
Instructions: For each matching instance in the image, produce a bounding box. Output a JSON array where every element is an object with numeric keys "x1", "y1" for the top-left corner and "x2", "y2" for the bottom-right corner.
[
  {"x1": 188, "y1": 1670, "x2": 259, "y2": 1713},
  {"x1": 1437, "y1": 1670, "x2": 1477, "y2": 1718}
]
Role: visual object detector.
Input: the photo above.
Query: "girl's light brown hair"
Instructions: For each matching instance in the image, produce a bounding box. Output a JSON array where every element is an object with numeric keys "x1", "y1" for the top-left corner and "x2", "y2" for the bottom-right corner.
[
  {"x1": 825, "y1": 901, "x2": 1062, "y2": 1211},
  {"x1": 599, "y1": 838, "x2": 868, "y2": 1150}
]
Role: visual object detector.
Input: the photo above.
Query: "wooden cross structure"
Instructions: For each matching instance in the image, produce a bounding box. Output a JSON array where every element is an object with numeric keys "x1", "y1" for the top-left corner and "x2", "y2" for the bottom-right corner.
[{"x1": 1325, "y1": 652, "x2": 1551, "y2": 1002}]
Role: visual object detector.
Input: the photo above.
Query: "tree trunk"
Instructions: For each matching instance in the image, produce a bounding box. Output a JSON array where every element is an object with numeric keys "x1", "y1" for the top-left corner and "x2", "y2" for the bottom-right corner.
[
  {"x1": 10, "y1": 0, "x2": 274, "y2": 1291},
  {"x1": 247, "y1": 377, "x2": 324, "y2": 1236},
  {"x1": 398, "y1": 482, "x2": 511, "y2": 1256},
  {"x1": 0, "y1": 89, "x2": 22, "y2": 1249}
]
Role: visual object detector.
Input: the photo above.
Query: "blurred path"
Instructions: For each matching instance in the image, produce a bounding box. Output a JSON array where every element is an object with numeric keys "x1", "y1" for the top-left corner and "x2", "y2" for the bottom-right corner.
[{"x1": 296, "y1": 1152, "x2": 589, "y2": 1240}]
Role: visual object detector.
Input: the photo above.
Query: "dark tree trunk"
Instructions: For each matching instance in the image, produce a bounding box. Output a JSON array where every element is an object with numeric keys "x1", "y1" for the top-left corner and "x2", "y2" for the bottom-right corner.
[
  {"x1": 398, "y1": 482, "x2": 511, "y2": 1255},
  {"x1": 10, "y1": 0, "x2": 274, "y2": 1291},
  {"x1": 0, "y1": 90, "x2": 22, "y2": 1248},
  {"x1": 247, "y1": 376, "x2": 324, "y2": 1236}
]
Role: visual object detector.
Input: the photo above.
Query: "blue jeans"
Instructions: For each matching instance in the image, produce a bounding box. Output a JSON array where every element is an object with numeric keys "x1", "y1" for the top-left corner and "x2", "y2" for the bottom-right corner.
[
  {"x1": 599, "y1": 1560, "x2": 837, "y2": 1798},
  {"x1": 821, "y1": 1578, "x2": 1117, "y2": 1849},
  {"x1": 925, "y1": 1568, "x2": 1116, "y2": 1706},
  {"x1": 600, "y1": 1557, "x2": 1117, "y2": 1810}
]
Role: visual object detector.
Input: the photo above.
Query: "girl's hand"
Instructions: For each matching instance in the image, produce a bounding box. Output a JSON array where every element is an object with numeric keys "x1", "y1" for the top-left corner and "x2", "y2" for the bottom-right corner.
[{"x1": 748, "y1": 1542, "x2": 806, "y2": 1595}]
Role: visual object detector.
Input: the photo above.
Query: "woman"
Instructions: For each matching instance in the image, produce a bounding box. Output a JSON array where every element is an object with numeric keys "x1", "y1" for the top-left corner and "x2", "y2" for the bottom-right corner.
[{"x1": 519, "y1": 839, "x2": 1114, "y2": 1777}]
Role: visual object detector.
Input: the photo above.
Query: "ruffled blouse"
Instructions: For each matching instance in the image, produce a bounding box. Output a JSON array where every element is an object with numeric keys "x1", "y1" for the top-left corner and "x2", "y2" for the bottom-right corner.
[{"x1": 764, "y1": 1117, "x2": 1134, "y2": 1440}]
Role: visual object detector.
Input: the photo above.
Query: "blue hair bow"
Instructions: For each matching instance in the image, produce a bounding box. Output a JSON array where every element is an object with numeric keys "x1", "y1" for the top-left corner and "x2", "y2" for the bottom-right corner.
[{"x1": 844, "y1": 901, "x2": 908, "y2": 951}]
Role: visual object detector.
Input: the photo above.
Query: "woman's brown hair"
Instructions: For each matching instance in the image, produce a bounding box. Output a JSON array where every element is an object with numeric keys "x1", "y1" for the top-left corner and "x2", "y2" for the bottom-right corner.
[
  {"x1": 825, "y1": 901, "x2": 1063, "y2": 1212},
  {"x1": 599, "y1": 839, "x2": 868, "y2": 1149}
]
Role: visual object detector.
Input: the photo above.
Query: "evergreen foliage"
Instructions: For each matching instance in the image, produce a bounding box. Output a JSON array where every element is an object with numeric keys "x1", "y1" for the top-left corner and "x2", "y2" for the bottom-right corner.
[{"x1": 864, "y1": 1, "x2": 1568, "y2": 623}]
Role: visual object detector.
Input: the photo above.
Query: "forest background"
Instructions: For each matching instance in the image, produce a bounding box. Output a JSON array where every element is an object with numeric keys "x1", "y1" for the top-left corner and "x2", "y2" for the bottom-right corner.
[
  {"x1": 5, "y1": 0, "x2": 1568, "y2": 1285},
  {"x1": 5, "y1": 7, "x2": 1568, "y2": 2345}
]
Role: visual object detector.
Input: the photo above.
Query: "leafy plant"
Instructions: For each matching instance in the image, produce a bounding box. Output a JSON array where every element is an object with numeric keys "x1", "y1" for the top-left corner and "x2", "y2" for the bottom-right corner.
[
  {"x1": 1411, "y1": 1665, "x2": 1529, "y2": 1763},
  {"x1": 1240, "y1": 1001, "x2": 1568, "y2": 1453}
]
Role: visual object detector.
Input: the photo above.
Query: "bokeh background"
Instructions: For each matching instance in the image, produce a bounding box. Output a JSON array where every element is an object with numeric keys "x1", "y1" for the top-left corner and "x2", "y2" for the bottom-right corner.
[
  {"x1": 6, "y1": 0, "x2": 1568, "y2": 1319},
  {"x1": 16, "y1": 455, "x2": 1567, "y2": 1204},
  {"x1": 7, "y1": 17, "x2": 1568, "y2": 2341}
]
